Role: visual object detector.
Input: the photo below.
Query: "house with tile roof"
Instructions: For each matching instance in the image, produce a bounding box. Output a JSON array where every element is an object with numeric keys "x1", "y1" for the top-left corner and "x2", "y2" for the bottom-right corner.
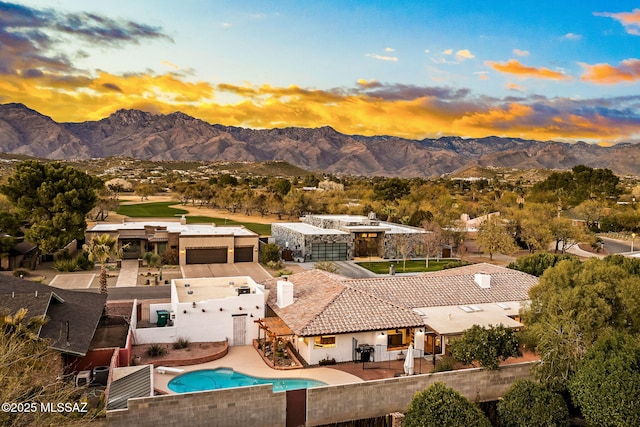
[{"x1": 260, "y1": 263, "x2": 537, "y2": 365}]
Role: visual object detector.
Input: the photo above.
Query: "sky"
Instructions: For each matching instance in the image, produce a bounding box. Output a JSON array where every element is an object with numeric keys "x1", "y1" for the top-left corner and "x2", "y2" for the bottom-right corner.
[{"x1": 2, "y1": 1, "x2": 640, "y2": 145}]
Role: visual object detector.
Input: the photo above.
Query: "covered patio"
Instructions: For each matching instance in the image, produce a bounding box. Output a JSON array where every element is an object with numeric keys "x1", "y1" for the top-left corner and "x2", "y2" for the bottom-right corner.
[{"x1": 254, "y1": 317, "x2": 303, "y2": 369}]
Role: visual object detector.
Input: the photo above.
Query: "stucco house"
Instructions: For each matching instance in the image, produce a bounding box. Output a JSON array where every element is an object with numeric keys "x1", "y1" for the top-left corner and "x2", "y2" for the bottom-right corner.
[
  {"x1": 259, "y1": 263, "x2": 537, "y2": 365},
  {"x1": 271, "y1": 214, "x2": 426, "y2": 261},
  {"x1": 134, "y1": 276, "x2": 265, "y2": 346},
  {"x1": 86, "y1": 218, "x2": 259, "y2": 265}
]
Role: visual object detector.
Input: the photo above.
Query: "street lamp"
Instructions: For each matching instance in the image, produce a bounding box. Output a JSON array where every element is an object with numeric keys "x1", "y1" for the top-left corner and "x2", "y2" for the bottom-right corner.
[{"x1": 632, "y1": 233, "x2": 636, "y2": 252}]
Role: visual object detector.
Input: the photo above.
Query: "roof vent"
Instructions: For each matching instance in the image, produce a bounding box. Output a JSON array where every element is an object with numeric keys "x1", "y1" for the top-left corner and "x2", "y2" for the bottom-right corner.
[{"x1": 474, "y1": 273, "x2": 491, "y2": 289}]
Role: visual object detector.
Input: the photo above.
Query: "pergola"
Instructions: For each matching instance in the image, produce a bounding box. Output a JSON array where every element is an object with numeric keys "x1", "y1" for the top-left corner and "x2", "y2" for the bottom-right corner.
[{"x1": 254, "y1": 317, "x2": 295, "y2": 366}]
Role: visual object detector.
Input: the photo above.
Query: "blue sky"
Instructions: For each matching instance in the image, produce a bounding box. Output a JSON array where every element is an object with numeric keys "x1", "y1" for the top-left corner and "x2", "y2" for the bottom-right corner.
[{"x1": 2, "y1": 1, "x2": 640, "y2": 143}]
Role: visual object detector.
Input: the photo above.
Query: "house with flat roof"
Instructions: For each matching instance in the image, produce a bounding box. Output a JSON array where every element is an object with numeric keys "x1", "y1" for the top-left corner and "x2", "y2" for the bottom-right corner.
[
  {"x1": 259, "y1": 263, "x2": 537, "y2": 365},
  {"x1": 87, "y1": 218, "x2": 259, "y2": 265},
  {"x1": 134, "y1": 276, "x2": 265, "y2": 346},
  {"x1": 271, "y1": 214, "x2": 426, "y2": 261}
]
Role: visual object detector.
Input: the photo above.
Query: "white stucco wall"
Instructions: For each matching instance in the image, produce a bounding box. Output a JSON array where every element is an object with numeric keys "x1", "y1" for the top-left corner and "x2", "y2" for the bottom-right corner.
[
  {"x1": 135, "y1": 279, "x2": 266, "y2": 345},
  {"x1": 296, "y1": 330, "x2": 426, "y2": 365}
]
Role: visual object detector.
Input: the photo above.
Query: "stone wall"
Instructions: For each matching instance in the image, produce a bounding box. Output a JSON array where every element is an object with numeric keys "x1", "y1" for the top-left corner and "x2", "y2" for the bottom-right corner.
[
  {"x1": 384, "y1": 233, "x2": 423, "y2": 259},
  {"x1": 271, "y1": 223, "x2": 353, "y2": 261},
  {"x1": 106, "y1": 362, "x2": 533, "y2": 426}
]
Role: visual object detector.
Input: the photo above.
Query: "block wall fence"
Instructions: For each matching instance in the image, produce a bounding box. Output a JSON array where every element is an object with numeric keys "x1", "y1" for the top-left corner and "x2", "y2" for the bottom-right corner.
[{"x1": 106, "y1": 361, "x2": 534, "y2": 426}]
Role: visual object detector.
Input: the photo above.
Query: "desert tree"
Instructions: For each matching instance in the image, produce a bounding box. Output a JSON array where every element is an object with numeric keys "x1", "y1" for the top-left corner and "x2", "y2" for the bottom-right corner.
[{"x1": 476, "y1": 215, "x2": 518, "y2": 260}]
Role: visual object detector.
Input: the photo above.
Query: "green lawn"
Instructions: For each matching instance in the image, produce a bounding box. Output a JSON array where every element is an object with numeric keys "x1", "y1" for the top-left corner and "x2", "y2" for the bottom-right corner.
[
  {"x1": 356, "y1": 259, "x2": 461, "y2": 274},
  {"x1": 116, "y1": 202, "x2": 272, "y2": 235},
  {"x1": 117, "y1": 202, "x2": 188, "y2": 217}
]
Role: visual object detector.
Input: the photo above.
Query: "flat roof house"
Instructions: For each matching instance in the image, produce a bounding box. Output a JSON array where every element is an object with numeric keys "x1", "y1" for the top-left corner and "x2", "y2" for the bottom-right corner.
[
  {"x1": 135, "y1": 276, "x2": 265, "y2": 346},
  {"x1": 87, "y1": 218, "x2": 259, "y2": 265},
  {"x1": 271, "y1": 214, "x2": 426, "y2": 261},
  {"x1": 260, "y1": 263, "x2": 537, "y2": 365}
]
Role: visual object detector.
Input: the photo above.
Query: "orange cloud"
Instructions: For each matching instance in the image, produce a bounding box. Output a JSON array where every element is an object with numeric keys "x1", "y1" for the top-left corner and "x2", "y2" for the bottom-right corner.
[
  {"x1": 595, "y1": 9, "x2": 640, "y2": 35},
  {"x1": 486, "y1": 59, "x2": 571, "y2": 80},
  {"x1": 2, "y1": 67, "x2": 640, "y2": 145},
  {"x1": 580, "y1": 59, "x2": 640, "y2": 84}
]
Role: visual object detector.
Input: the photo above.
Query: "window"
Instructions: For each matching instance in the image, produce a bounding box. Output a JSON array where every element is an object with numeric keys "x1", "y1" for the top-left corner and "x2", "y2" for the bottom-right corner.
[
  {"x1": 387, "y1": 328, "x2": 412, "y2": 349},
  {"x1": 314, "y1": 335, "x2": 336, "y2": 348}
]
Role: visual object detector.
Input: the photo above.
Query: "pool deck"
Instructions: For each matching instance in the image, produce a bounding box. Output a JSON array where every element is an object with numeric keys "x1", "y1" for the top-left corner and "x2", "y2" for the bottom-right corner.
[{"x1": 153, "y1": 345, "x2": 363, "y2": 393}]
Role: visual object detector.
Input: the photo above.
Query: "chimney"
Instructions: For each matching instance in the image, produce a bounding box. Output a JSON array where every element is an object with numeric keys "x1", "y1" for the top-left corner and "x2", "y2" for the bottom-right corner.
[
  {"x1": 474, "y1": 273, "x2": 491, "y2": 289},
  {"x1": 276, "y1": 278, "x2": 294, "y2": 308},
  {"x1": 180, "y1": 215, "x2": 187, "y2": 225}
]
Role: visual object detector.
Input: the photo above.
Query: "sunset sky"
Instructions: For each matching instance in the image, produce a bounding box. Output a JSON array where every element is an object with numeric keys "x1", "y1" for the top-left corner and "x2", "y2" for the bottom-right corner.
[{"x1": 2, "y1": 1, "x2": 640, "y2": 144}]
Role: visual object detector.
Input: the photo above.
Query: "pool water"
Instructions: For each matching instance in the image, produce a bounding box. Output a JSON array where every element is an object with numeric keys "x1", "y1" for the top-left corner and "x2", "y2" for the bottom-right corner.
[{"x1": 167, "y1": 368, "x2": 327, "y2": 393}]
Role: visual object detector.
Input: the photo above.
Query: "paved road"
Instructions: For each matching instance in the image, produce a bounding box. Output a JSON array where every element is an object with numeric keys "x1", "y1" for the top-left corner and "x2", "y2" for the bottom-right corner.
[
  {"x1": 334, "y1": 261, "x2": 379, "y2": 278},
  {"x1": 599, "y1": 236, "x2": 634, "y2": 254}
]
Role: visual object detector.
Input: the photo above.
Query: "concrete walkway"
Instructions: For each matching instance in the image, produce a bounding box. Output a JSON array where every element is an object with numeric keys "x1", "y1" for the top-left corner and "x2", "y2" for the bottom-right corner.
[
  {"x1": 116, "y1": 259, "x2": 139, "y2": 287},
  {"x1": 153, "y1": 345, "x2": 363, "y2": 393}
]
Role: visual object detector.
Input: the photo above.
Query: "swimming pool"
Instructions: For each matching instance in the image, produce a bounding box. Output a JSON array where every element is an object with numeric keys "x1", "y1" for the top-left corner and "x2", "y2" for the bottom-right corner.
[{"x1": 167, "y1": 368, "x2": 327, "y2": 393}]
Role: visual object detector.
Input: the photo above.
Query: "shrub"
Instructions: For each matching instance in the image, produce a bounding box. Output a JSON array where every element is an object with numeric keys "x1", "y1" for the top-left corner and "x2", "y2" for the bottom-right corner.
[
  {"x1": 74, "y1": 250, "x2": 94, "y2": 271},
  {"x1": 404, "y1": 382, "x2": 491, "y2": 427},
  {"x1": 262, "y1": 243, "x2": 280, "y2": 264},
  {"x1": 172, "y1": 337, "x2": 190, "y2": 350},
  {"x1": 54, "y1": 248, "x2": 72, "y2": 261},
  {"x1": 275, "y1": 269, "x2": 293, "y2": 277},
  {"x1": 266, "y1": 259, "x2": 283, "y2": 270},
  {"x1": 443, "y1": 260, "x2": 472, "y2": 269},
  {"x1": 146, "y1": 344, "x2": 167, "y2": 357},
  {"x1": 161, "y1": 248, "x2": 179, "y2": 265},
  {"x1": 53, "y1": 258, "x2": 79, "y2": 272},
  {"x1": 314, "y1": 261, "x2": 339, "y2": 273},
  {"x1": 13, "y1": 268, "x2": 29, "y2": 277},
  {"x1": 433, "y1": 355, "x2": 455, "y2": 372}
]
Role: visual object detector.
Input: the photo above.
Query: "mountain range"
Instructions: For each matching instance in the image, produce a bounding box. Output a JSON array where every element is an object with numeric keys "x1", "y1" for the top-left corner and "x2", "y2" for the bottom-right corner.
[{"x1": 1, "y1": 103, "x2": 638, "y2": 177}]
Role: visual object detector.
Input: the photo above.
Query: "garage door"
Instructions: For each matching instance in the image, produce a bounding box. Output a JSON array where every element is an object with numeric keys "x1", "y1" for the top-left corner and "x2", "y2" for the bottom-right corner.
[
  {"x1": 234, "y1": 246, "x2": 254, "y2": 263},
  {"x1": 311, "y1": 243, "x2": 347, "y2": 261},
  {"x1": 186, "y1": 248, "x2": 228, "y2": 264}
]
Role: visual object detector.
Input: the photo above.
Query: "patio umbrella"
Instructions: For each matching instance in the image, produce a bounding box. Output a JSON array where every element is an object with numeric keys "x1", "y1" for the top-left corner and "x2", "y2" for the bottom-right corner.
[{"x1": 403, "y1": 343, "x2": 414, "y2": 375}]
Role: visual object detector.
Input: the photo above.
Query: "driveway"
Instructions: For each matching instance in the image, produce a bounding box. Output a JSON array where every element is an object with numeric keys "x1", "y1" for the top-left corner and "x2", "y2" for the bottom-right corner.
[{"x1": 181, "y1": 263, "x2": 272, "y2": 281}]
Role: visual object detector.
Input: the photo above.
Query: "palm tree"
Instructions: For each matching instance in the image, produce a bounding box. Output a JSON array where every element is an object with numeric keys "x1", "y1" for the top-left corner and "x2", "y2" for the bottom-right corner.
[{"x1": 83, "y1": 234, "x2": 121, "y2": 295}]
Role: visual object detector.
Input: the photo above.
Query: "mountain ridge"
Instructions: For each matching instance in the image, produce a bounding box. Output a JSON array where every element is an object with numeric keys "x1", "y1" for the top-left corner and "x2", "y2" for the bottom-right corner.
[{"x1": 0, "y1": 103, "x2": 638, "y2": 177}]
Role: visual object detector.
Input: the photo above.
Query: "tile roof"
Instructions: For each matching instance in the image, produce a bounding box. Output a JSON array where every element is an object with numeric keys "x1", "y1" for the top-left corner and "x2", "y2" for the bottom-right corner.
[
  {"x1": 262, "y1": 263, "x2": 537, "y2": 337},
  {"x1": 0, "y1": 275, "x2": 107, "y2": 356}
]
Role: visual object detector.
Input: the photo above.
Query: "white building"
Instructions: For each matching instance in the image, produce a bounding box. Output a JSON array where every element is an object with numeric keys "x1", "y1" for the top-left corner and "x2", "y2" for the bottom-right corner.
[{"x1": 134, "y1": 276, "x2": 265, "y2": 345}]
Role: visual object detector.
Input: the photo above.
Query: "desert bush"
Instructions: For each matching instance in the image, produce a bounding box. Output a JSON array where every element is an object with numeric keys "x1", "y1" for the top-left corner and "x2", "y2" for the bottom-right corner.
[
  {"x1": 161, "y1": 248, "x2": 179, "y2": 265},
  {"x1": 314, "y1": 261, "x2": 339, "y2": 273},
  {"x1": 443, "y1": 260, "x2": 472, "y2": 269},
  {"x1": 74, "y1": 250, "x2": 94, "y2": 271},
  {"x1": 53, "y1": 258, "x2": 79, "y2": 272},
  {"x1": 172, "y1": 337, "x2": 190, "y2": 350},
  {"x1": 146, "y1": 344, "x2": 167, "y2": 357},
  {"x1": 13, "y1": 268, "x2": 29, "y2": 277},
  {"x1": 262, "y1": 243, "x2": 280, "y2": 264},
  {"x1": 266, "y1": 259, "x2": 283, "y2": 270},
  {"x1": 433, "y1": 355, "x2": 455, "y2": 372}
]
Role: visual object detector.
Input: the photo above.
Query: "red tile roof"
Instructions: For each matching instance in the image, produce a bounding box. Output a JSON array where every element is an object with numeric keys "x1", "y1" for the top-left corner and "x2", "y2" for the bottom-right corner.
[{"x1": 263, "y1": 263, "x2": 537, "y2": 336}]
